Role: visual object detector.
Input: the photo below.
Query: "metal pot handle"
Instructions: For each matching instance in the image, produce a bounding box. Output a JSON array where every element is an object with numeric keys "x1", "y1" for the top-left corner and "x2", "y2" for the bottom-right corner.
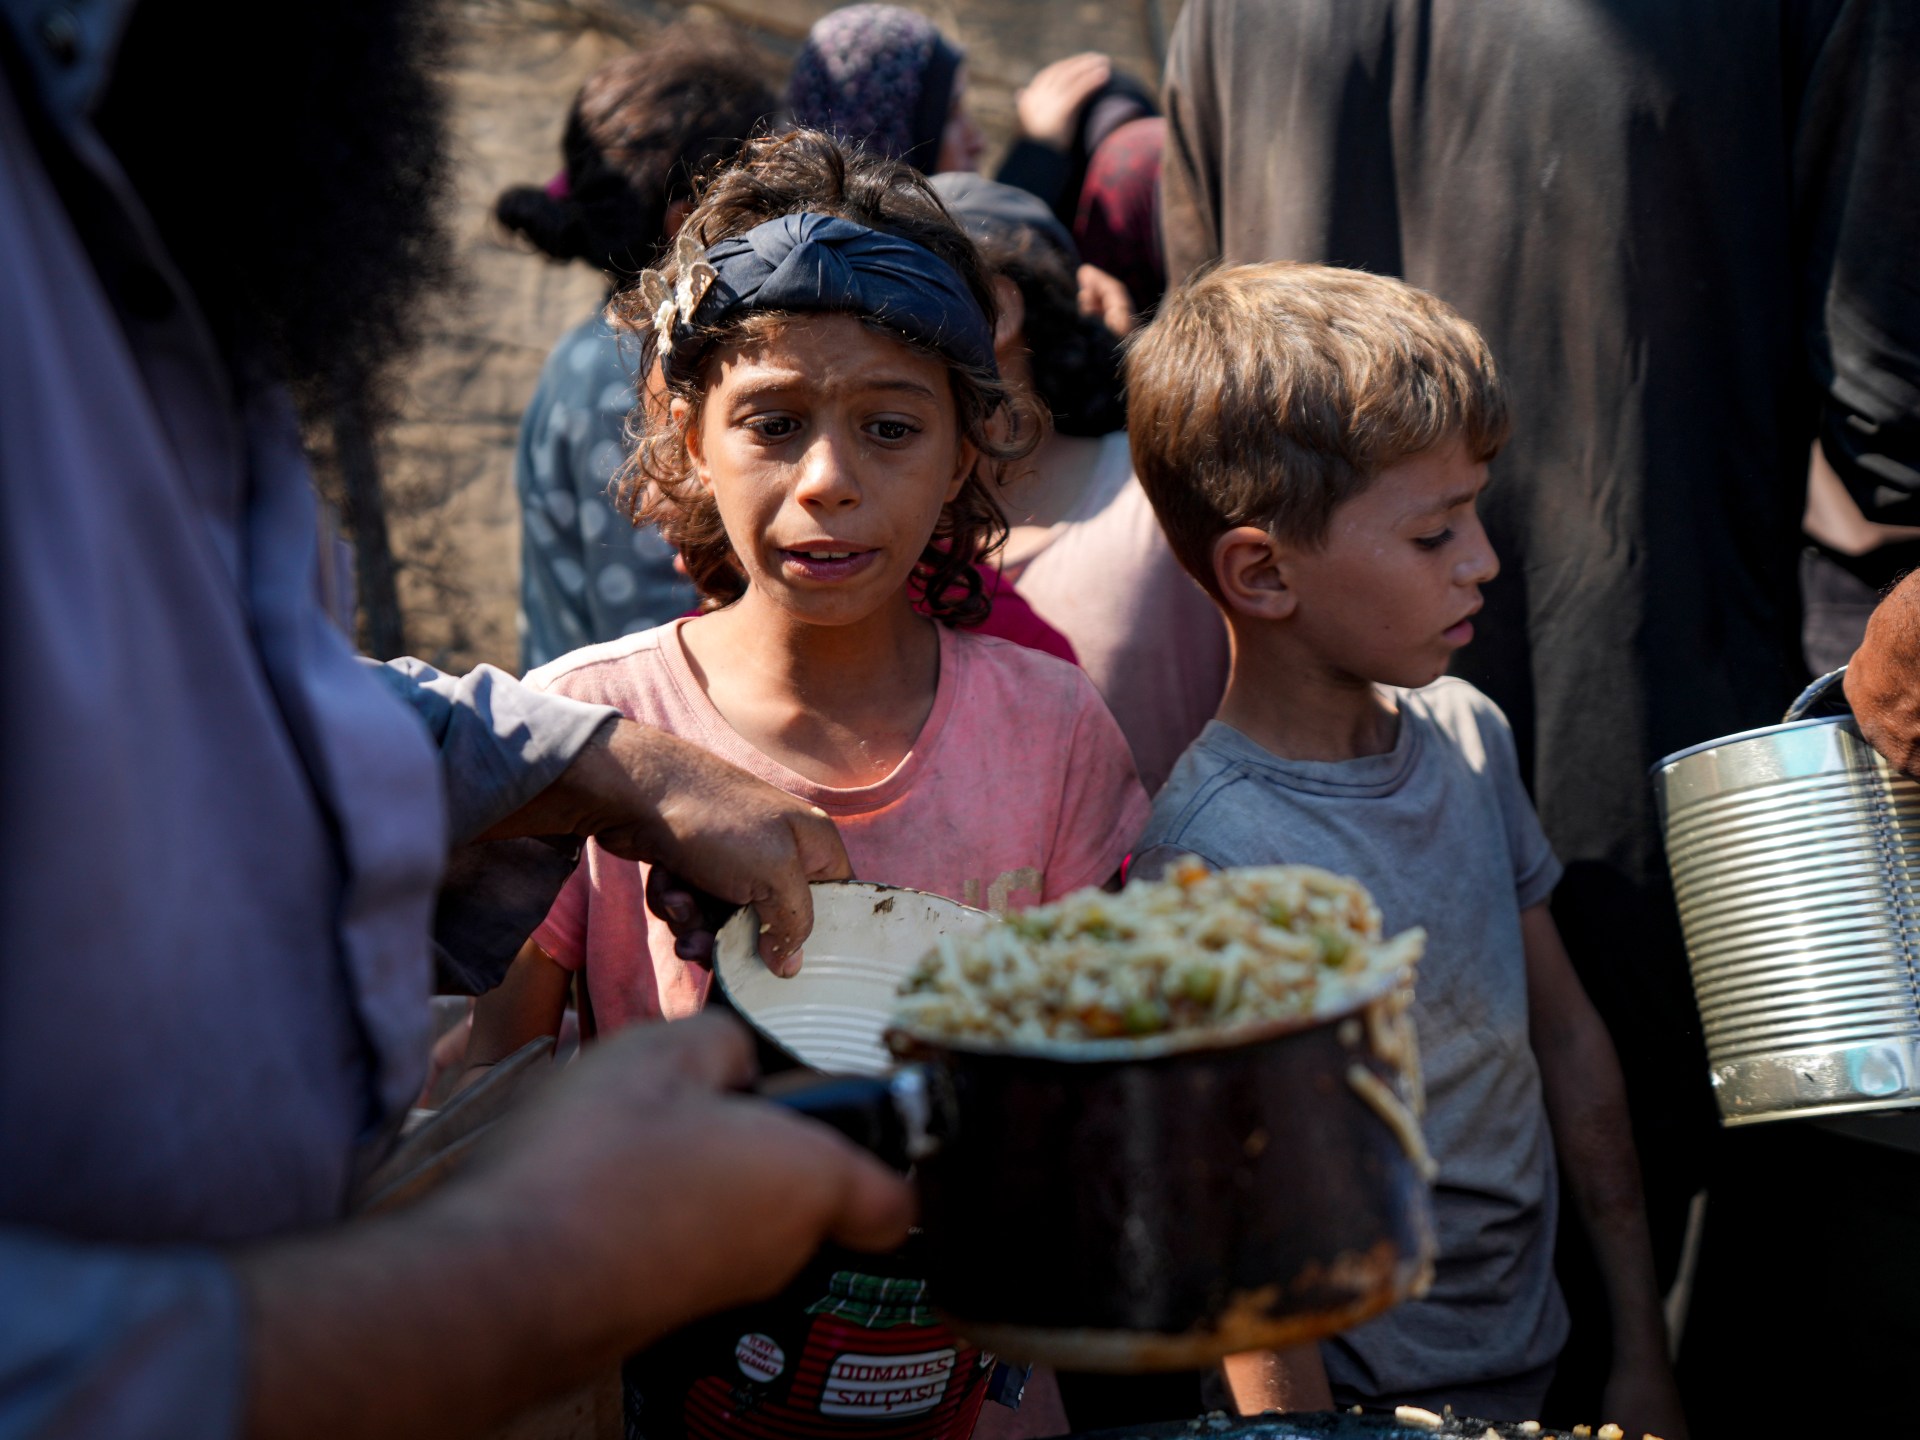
[
  {"x1": 759, "y1": 1067, "x2": 941, "y2": 1172},
  {"x1": 1784, "y1": 665, "x2": 1851, "y2": 723}
]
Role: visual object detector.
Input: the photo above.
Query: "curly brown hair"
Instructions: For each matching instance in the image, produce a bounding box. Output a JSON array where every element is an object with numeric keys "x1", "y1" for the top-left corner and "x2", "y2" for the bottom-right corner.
[
  {"x1": 607, "y1": 129, "x2": 1039, "y2": 624},
  {"x1": 975, "y1": 228, "x2": 1126, "y2": 438}
]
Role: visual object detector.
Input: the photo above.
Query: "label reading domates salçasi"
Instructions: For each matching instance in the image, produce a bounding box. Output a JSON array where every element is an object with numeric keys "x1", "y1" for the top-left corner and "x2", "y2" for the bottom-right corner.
[{"x1": 819, "y1": 1348, "x2": 957, "y2": 1417}]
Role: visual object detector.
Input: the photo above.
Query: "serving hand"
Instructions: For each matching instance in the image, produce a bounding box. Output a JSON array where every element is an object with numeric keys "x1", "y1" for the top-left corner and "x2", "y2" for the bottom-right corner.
[{"x1": 483, "y1": 719, "x2": 850, "y2": 973}]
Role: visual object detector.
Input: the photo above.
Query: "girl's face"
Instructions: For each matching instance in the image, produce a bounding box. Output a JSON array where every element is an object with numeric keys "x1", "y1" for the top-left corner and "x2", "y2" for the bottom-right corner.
[
  {"x1": 935, "y1": 65, "x2": 987, "y2": 174},
  {"x1": 681, "y1": 313, "x2": 977, "y2": 628}
]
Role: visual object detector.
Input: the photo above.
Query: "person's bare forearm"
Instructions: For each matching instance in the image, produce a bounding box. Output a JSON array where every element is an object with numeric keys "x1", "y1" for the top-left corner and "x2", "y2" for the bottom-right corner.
[
  {"x1": 240, "y1": 1200, "x2": 617, "y2": 1440},
  {"x1": 1804, "y1": 441, "x2": 1920, "y2": 557},
  {"x1": 476, "y1": 718, "x2": 852, "y2": 969},
  {"x1": 1536, "y1": 1013, "x2": 1667, "y2": 1360},
  {"x1": 240, "y1": 1016, "x2": 915, "y2": 1440},
  {"x1": 477, "y1": 718, "x2": 667, "y2": 849},
  {"x1": 1222, "y1": 1346, "x2": 1332, "y2": 1414},
  {"x1": 464, "y1": 940, "x2": 570, "y2": 1071},
  {"x1": 1522, "y1": 909, "x2": 1667, "y2": 1364}
]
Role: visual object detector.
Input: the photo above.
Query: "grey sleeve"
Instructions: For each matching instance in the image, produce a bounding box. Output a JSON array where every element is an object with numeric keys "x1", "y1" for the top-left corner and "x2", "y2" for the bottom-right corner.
[
  {"x1": 371, "y1": 659, "x2": 617, "y2": 845},
  {"x1": 1795, "y1": 0, "x2": 1920, "y2": 519},
  {"x1": 0, "y1": 1233, "x2": 245, "y2": 1440},
  {"x1": 1476, "y1": 704, "x2": 1562, "y2": 911}
]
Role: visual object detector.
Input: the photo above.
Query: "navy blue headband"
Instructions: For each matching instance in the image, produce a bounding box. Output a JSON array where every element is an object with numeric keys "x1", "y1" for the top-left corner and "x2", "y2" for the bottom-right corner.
[{"x1": 654, "y1": 212, "x2": 996, "y2": 383}]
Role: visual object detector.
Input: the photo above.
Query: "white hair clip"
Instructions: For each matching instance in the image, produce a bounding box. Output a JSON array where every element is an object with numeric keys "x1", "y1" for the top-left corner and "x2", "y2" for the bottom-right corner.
[{"x1": 637, "y1": 234, "x2": 718, "y2": 359}]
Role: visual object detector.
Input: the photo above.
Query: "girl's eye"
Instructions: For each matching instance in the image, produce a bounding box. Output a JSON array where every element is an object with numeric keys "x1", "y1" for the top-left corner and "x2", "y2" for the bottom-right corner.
[
  {"x1": 868, "y1": 419, "x2": 920, "y2": 443},
  {"x1": 1414, "y1": 529, "x2": 1453, "y2": 551},
  {"x1": 746, "y1": 416, "x2": 798, "y2": 440}
]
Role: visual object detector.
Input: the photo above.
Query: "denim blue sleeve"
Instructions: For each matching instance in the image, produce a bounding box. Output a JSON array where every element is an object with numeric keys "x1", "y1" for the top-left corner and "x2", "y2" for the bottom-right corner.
[
  {"x1": 518, "y1": 321, "x2": 696, "y2": 671},
  {"x1": 0, "y1": 1233, "x2": 245, "y2": 1440},
  {"x1": 516, "y1": 350, "x2": 596, "y2": 673},
  {"x1": 371, "y1": 658, "x2": 617, "y2": 844}
]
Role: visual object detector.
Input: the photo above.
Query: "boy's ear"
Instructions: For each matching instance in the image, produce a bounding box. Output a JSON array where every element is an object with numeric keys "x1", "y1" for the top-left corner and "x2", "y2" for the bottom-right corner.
[
  {"x1": 1213, "y1": 526, "x2": 1297, "y2": 621},
  {"x1": 673, "y1": 396, "x2": 712, "y2": 492}
]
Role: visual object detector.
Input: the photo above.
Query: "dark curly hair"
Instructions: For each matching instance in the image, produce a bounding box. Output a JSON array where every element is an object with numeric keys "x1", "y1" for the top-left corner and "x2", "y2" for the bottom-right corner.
[
  {"x1": 977, "y1": 229, "x2": 1127, "y2": 437},
  {"x1": 609, "y1": 129, "x2": 1041, "y2": 625},
  {"x1": 494, "y1": 29, "x2": 778, "y2": 281}
]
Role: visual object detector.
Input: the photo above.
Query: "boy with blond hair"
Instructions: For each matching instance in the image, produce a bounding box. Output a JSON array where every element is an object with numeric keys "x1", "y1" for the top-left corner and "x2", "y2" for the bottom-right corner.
[{"x1": 1127, "y1": 264, "x2": 1684, "y2": 1435}]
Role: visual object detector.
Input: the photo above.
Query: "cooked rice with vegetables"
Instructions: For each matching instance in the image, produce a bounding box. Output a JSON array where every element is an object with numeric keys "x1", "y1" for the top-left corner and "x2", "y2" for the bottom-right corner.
[{"x1": 894, "y1": 858, "x2": 1424, "y2": 1044}]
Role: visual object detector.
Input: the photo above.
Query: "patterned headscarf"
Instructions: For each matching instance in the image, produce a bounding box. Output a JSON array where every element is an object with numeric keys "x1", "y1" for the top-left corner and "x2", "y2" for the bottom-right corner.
[{"x1": 787, "y1": 5, "x2": 964, "y2": 173}]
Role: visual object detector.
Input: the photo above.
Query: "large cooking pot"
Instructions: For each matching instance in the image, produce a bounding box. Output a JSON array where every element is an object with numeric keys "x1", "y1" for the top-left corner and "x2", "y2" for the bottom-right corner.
[
  {"x1": 1058, "y1": 1413, "x2": 1599, "y2": 1439},
  {"x1": 1653, "y1": 668, "x2": 1920, "y2": 1124},
  {"x1": 1055, "y1": 1411, "x2": 1589, "y2": 1438},
  {"x1": 716, "y1": 885, "x2": 1437, "y2": 1372}
]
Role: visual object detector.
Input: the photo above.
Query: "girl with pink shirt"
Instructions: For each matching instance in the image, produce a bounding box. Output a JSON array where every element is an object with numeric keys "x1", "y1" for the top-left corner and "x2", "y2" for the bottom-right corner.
[{"x1": 467, "y1": 131, "x2": 1148, "y2": 1440}]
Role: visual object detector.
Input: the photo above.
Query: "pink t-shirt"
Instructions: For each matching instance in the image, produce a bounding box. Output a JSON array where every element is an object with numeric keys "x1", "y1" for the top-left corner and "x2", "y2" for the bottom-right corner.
[
  {"x1": 1001, "y1": 432, "x2": 1231, "y2": 796},
  {"x1": 526, "y1": 617, "x2": 1151, "y2": 1033}
]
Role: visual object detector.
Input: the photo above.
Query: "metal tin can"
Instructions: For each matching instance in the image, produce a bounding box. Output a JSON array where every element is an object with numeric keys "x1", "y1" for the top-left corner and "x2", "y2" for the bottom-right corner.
[{"x1": 1653, "y1": 715, "x2": 1920, "y2": 1124}]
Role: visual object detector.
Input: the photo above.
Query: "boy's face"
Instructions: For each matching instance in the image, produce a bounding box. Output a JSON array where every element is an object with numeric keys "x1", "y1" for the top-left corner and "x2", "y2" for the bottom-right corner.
[{"x1": 1271, "y1": 444, "x2": 1499, "y2": 689}]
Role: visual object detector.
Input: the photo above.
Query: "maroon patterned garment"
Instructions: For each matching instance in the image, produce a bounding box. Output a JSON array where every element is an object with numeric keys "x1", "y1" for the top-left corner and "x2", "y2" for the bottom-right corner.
[{"x1": 1072, "y1": 116, "x2": 1167, "y2": 315}]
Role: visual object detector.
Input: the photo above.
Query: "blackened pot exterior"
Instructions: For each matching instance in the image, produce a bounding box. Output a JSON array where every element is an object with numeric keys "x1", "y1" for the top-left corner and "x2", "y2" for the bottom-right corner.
[{"x1": 891, "y1": 1013, "x2": 1436, "y2": 1371}]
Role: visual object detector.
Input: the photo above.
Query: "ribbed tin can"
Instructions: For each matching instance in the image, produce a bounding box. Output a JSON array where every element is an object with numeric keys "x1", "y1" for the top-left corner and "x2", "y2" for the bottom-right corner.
[{"x1": 1653, "y1": 715, "x2": 1920, "y2": 1125}]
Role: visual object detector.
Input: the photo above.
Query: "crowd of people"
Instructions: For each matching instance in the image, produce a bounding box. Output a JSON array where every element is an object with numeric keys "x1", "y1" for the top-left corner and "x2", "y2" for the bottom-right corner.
[{"x1": 2, "y1": 0, "x2": 1915, "y2": 1437}]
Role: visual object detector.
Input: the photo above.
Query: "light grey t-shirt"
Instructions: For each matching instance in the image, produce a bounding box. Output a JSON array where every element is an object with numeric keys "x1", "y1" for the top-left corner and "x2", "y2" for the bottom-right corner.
[{"x1": 1136, "y1": 678, "x2": 1569, "y2": 1412}]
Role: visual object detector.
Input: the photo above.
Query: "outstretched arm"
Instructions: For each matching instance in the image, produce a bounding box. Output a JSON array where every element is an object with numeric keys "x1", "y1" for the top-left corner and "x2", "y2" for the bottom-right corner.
[
  {"x1": 378, "y1": 660, "x2": 853, "y2": 973},
  {"x1": 481, "y1": 717, "x2": 851, "y2": 973},
  {"x1": 0, "y1": 1016, "x2": 907, "y2": 1440},
  {"x1": 1523, "y1": 904, "x2": 1686, "y2": 1440}
]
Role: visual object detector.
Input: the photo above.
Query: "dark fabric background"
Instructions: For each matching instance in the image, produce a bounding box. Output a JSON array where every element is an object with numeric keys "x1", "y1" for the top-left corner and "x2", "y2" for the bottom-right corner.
[{"x1": 1158, "y1": 0, "x2": 1920, "y2": 1425}]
